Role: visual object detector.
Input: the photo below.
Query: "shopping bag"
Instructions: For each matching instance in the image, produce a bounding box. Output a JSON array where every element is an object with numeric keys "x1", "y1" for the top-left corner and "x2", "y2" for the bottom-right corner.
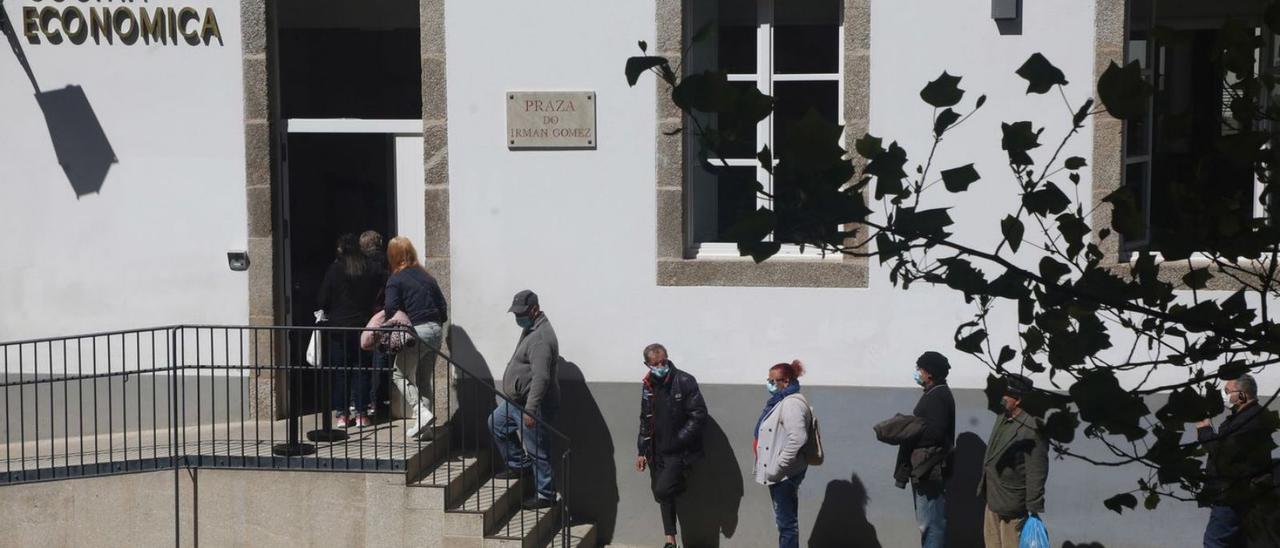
[
  {"x1": 1019, "y1": 515, "x2": 1049, "y2": 548},
  {"x1": 305, "y1": 310, "x2": 327, "y2": 366}
]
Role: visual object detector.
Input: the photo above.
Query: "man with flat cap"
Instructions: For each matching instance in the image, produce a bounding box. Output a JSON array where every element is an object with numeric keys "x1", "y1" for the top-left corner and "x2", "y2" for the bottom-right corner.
[
  {"x1": 898, "y1": 351, "x2": 956, "y2": 548},
  {"x1": 979, "y1": 373, "x2": 1049, "y2": 548},
  {"x1": 489, "y1": 289, "x2": 561, "y2": 510}
]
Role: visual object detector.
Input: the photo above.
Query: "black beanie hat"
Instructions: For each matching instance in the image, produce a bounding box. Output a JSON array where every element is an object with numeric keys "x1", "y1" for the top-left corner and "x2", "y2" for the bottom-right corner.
[{"x1": 916, "y1": 351, "x2": 951, "y2": 379}]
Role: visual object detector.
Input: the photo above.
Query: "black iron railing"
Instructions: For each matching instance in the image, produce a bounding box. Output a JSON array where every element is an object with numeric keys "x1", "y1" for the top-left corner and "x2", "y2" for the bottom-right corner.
[{"x1": 0, "y1": 324, "x2": 573, "y2": 547}]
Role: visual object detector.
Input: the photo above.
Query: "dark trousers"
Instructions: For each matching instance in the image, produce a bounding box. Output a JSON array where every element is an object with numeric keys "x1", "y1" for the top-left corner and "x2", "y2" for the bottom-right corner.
[
  {"x1": 326, "y1": 331, "x2": 372, "y2": 415},
  {"x1": 1204, "y1": 504, "x2": 1245, "y2": 548},
  {"x1": 650, "y1": 455, "x2": 688, "y2": 536}
]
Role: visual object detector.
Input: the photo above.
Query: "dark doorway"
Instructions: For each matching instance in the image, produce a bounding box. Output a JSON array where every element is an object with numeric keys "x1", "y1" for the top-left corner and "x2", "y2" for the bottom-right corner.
[{"x1": 283, "y1": 133, "x2": 396, "y2": 326}]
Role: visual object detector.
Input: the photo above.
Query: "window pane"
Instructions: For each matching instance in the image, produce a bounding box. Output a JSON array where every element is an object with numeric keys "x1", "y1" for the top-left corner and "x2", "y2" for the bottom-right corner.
[
  {"x1": 717, "y1": 0, "x2": 756, "y2": 74},
  {"x1": 1122, "y1": 162, "x2": 1150, "y2": 246},
  {"x1": 775, "y1": 26, "x2": 839, "y2": 74},
  {"x1": 715, "y1": 82, "x2": 765, "y2": 159},
  {"x1": 775, "y1": 0, "x2": 840, "y2": 74},
  {"x1": 706, "y1": 166, "x2": 759, "y2": 242},
  {"x1": 773, "y1": 81, "x2": 839, "y2": 152}
]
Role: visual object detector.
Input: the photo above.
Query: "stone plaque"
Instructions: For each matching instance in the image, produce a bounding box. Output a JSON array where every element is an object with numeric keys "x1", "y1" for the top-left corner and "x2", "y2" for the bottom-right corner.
[{"x1": 506, "y1": 91, "x2": 596, "y2": 149}]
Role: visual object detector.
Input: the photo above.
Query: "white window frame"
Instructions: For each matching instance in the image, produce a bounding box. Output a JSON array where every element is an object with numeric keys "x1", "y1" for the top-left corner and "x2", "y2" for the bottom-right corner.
[{"x1": 691, "y1": 0, "x2": 844, "y2": 260}]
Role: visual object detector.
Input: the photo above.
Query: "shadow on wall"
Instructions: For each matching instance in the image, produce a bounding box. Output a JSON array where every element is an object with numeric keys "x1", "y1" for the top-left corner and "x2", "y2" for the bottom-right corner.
[
  {"x1": 556, "y1": 360, "x2": 620, "y2": 543},
  {"x1": 809, "y1": 472, "x2": 881, "y2": 548},
  {"x1": 1063, "y1": 543, "x2": 1107, "y2": 548},
  {"x1": 1, "y1": 4, "x2": 117, "y2": 198},
  {"x1": 678, "y1": 416, "x2": 744, "y2": 547},
  {"x1": 946, "y1": 432, "x2": 987, "y2": 548},
  {"x1": 444, "y1": 326, "x2": 497, "y2": 451}
]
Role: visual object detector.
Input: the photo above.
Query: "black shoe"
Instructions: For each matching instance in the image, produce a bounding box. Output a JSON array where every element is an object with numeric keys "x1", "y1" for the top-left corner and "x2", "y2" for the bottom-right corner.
[
  {"x1": 493, "y1": 468, "x2": 525, "y2": 480},
  {"x1": 521, "y1": 496, "x2": 553, "y2": 510},
  {"x1": 663, "y1": 543, "x2": 677, "y2": 548}
]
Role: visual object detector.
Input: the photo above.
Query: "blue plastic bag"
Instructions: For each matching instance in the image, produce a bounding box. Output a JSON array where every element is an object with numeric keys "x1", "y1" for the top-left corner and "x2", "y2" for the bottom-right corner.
[{"x1": 1019, "y1": 515, "x2": 1050, "y2": 548}]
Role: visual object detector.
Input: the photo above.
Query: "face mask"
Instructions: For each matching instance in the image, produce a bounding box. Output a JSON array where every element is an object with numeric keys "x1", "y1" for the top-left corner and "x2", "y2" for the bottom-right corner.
[
  {"x1": 913, "y1": 370, "x2": 925, "y2": 387},
  {"x1": 649, "y1": 365, "x2": 669, "y2": 378},
  {"x1": 515, "y1": 316, "x2": 534, "y2": 329},
  {"x1": 766, "y1": 381, "x2": 779, "y2": 395}
]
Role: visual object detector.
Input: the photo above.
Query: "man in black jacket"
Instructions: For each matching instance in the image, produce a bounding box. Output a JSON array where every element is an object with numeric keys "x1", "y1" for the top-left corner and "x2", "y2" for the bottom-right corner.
[
  {"x1": 898, "y1": 351, "x2": 956, "y2": 548},
  {"x1": 635, "y1": 343, "x2": 708, "y2": 548},
  {"x1": 1197, "y1": 374, "x2": 1277, "y2": 548}
]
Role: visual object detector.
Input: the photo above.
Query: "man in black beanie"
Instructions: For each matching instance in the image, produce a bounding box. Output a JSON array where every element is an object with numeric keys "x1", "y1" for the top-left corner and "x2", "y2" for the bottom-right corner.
[{"x1": 900, "y1": 351, "x2": 956, "y2": 548}]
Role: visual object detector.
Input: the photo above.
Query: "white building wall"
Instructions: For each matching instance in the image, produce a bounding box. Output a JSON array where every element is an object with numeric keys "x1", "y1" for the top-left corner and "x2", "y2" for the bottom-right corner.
[
  {"x1": 445, "y1": 0, "x2": 1110, "y2": 389},
  {"x1": 0, "y1": 1, "x2": 249, "y2": 344}
]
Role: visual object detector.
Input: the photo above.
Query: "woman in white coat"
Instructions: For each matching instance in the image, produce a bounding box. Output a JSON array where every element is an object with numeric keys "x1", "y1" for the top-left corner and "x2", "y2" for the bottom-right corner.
[{"x1": 753, "y1": 360, "x2": 812, "y2": 548}]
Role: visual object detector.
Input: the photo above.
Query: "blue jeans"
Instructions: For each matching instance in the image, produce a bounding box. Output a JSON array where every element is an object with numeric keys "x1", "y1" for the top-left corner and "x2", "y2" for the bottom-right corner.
[
  {"x1": 488, "y1": 398, "x2": 558, "y2": 501},
  {"x1": 1204, "y1": 504, "x2": 1244, "y2": 548},
  {"x1": 913, "y1": 479, "x2": 947, "y2": 548},
  {"x1": 768, "y1": 469, "x2": 805, "y2": 548}
]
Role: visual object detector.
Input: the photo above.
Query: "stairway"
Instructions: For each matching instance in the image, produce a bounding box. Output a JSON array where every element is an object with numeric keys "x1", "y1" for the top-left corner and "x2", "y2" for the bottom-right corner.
[{"x1": 409, "y1": 438, "x2": 597, "y2": 548}]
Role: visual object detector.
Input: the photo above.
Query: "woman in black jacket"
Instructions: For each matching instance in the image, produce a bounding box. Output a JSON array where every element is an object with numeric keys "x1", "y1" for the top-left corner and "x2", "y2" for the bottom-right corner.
[{"x1": 317, "y1": 233, "x2": 383, "y2": 428}]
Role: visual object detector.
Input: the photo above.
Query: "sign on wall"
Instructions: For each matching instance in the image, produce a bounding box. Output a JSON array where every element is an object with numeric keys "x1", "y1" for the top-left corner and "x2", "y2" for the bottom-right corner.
[{"x1": 506, "y1": 91, "x2": 596, "y2": 150}]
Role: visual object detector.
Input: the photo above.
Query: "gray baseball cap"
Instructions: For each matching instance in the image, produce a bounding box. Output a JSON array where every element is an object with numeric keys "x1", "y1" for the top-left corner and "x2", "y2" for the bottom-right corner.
[{"x1": 508, "y1": 290, "x2": 539, "y2": 314}]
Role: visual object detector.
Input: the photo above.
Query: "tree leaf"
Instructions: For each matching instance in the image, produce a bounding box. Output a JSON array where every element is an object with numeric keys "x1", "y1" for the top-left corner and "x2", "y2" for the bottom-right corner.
[
  {"x1": 934, "y1": 108, "x2": 961, "y2": 137},
  {"x1": 1064, "y1": 156, "x2": 1087, "y2": 170},
  {"x1": 1039, "y1": 257, "x2": 1071, "y2": 284},
  {"x1": 920, "y1": 72, "x2": 965, "y2": 108},
  {"x1": 1016, "y1": 53, "x2": 1069, "y2": 94},
  {"x1": 955, "y1": 328, "x2": 987, "y2": 354},
  {"x1": 856, "y1": 134, "x2": 884, "y2": 158},
  {"x1": 1001, "y1": 121, "x2": 1043, "y2": 166},
  {"x1": 941, "y1": 164, "x2": 980, "y2": 192},
  {"x1": 1024, "y1": 182, "x2": 1070, "y2": 216},
  {"x1": 1044, "y1": 409, "x2": 1079, "y2": 444},
  {"x1": 637, "y1": 40, "x2": 648, "y2": 53},
  {"x1": 997, "y1": 345, "x2": 1017, "y2": 367},
  {"x1": 1073, "y1": 98, "x2": 1095, "y2": 127},
  {"x1": 625, "y1": 56, "x2": 669, "y2": 86},
  {"x1": 1182, "y1": 268, "x2": 1212, "y2": 290},
  {"x1": 1001, "y1": 215, "x2": 1025, "y2": 253},
  {"x1": 1104, "y1": 493, "x2": 1138, "y2": 514},
  {"x1": 757, "y1": 145, "x2": 773, "y2": 174},
  {"x1": 1098, "y1": 60, "x2": 1153, "y2": 120}
]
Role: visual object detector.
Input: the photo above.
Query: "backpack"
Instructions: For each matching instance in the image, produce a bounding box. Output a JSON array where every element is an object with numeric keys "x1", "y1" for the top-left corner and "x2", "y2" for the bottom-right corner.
[{"x1": 787, "y1": 394, "x2": 825, "y2": 466}]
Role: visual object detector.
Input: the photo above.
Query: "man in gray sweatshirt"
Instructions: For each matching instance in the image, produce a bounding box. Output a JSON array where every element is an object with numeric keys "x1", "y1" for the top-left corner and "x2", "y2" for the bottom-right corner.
[{"x1": 488, "y1": 289, "x2": 561, "y2": 509}]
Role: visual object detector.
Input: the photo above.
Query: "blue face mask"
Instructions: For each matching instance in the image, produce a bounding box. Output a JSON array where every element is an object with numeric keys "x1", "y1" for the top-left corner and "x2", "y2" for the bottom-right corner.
[
  {"x1": 913, "y1": 370, "x2": 926, "y2": 387},
  {"x1": 649, "y1": 365, "x2": 669, "y2": 378},
  {"x1": 766, "y1": 381, "x2": 779, "y2": 395},
  {"x1": 515, "y1": 315, "x2": 534, "y2": 329}
]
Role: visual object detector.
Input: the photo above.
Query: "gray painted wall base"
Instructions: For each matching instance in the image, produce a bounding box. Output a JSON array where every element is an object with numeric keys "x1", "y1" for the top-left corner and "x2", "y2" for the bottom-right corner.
[{"x1": 562, "y1": 381, "x2": 1210, "y2": 547}]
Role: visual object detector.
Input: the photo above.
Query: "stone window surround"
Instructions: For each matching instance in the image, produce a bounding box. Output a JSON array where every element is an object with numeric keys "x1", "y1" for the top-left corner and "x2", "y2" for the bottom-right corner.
[
  {"x1": 1092, "y1": 0, "x2": 1266, "y2": 291},
  {"x1": 240, "y1": 0, "x2": 451, "y2": 328},
  {"x1": 654, "y1": 0, "x2": 870, "y2": 288}
]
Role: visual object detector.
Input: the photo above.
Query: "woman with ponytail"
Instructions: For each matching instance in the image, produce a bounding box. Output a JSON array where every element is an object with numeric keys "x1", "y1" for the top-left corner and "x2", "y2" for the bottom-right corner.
[{"x1": 754, "y1": 360, "x2": 813, "y2": 548}]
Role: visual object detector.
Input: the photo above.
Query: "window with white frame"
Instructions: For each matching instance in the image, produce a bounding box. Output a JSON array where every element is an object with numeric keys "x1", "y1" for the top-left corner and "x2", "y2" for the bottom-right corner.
[
  {"x1": 1121, "y1": 0, "x2": 1276, "y2": 255},
  {"x1": 686, "y1": 0, "x2": 842, "y2": 256}
]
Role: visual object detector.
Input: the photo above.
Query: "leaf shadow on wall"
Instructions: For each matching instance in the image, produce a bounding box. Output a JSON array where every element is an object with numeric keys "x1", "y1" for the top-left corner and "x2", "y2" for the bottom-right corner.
[{"x1": 1, "y1": 5, "x2": 117, "y2": 198}]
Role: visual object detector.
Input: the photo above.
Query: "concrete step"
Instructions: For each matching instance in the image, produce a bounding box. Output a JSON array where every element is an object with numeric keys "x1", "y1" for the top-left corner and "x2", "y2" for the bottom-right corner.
[
  {"x1": 412, "y1": 449, "x2": 492, "y2": 508},
  {"x1": 487, "y1": 500, "x2": 563, "y2": 547},
  {"x1": 482, "y1": 522, "x2": 596, "y2": 548}
]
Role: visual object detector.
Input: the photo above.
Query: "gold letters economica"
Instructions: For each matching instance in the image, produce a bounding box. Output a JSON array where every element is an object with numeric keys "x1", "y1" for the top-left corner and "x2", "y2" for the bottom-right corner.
[{"x1": 21, "y1": 4, "x2": 223, "y2": 46}]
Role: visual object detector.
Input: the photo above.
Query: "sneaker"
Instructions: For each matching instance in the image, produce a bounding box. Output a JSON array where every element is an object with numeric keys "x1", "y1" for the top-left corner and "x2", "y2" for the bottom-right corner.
[
  {"x1": 335, "y1": 414, "x2": 350, "y2": 428},
  {"x1": 521, "y1": 496, "x2": 553, "y2": 510},
  {"x1": 663, "y1": 543, "x2": 677, "y2": 548},
  {"x1": 356, "y1": 414, "x2": 372, "y2": 428}
]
